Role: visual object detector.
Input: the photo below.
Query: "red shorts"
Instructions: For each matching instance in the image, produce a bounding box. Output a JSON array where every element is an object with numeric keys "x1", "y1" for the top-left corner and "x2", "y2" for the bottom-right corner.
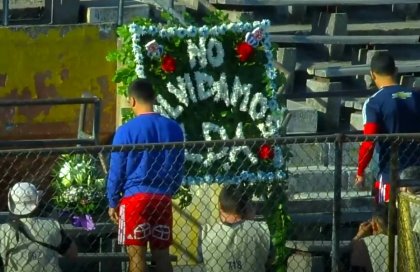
[
  {"x1": 118, "y1": 193, "x2": 172, "y2": 248},
  {"x1": 373, "y1": 180, "x2": 390, "y2": 204}
]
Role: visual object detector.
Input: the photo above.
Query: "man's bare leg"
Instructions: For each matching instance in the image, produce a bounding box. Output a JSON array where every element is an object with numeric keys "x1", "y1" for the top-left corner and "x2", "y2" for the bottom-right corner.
[
  {"x1": 151, "y1": 248, "x2": 173, "y2": 272},
  {"x1": 127, "y1": 245, "x2": 147, "y2": 272}
]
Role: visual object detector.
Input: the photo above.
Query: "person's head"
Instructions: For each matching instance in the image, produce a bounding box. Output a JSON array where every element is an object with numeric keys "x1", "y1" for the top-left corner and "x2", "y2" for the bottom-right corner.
[
  {"x1": 372, "y1": 204, "x2": 388, "y2": 235},
  {"x1": 8, "y1": 182, "x2": 40, "y2": 216},
  {"x1": 400, "y1": 166, "x2": 420, "y2": 194},
  {"x1": 127, "y1": 79, "x2": 156, "y2": 115},
  {"x1": 219, "y1": 185, "x2": 250, "y2": 220},
  {"x1": 370, "y1": 52, "x2": 398, "y2": 88}
]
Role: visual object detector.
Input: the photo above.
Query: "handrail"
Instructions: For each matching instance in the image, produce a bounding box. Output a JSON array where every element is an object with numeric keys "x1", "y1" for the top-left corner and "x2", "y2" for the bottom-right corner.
[
  {"x1": 272, "y1": 35, "x2": 420, "y2": 45},
  {"x1": 0, "y1": 97, "x2": 102, "y2": 148}
]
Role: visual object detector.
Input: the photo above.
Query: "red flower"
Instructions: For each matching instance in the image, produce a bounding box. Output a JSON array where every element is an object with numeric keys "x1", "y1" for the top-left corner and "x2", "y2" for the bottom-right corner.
[
  {"x1": 161, "y1": 55, "x2": 176, "y2": 73},
  {"x1": 236, "y1": 42, "x2": 254, "y2": 62},
  {"x1": 258, "y1": 144, "x2": 274, "y2": 160}
]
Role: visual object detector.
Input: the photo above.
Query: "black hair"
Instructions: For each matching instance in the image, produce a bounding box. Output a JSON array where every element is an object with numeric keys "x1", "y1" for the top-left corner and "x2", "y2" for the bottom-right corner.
[
  {"x1": 373, "y1": 204, "x2": 388, "y2": 232},
  {"x1": 128, "y1": 79, "x2": 156, "y2": 103},
  {"x1": 219, "y1": 185, "x2": 250, "y2": 217},
  {"x1": 370, "y1": 52, "x2": 396, "y2": 76}
]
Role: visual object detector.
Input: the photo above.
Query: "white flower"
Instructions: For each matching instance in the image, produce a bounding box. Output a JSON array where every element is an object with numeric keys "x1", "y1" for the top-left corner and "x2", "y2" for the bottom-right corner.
[
  {"x1": 273, "y1": 147, "x2": 284, "y2": 169},
  {"x1": 253, "y1": 21, "x2": 261, "y2": 28},
  {"x1": 265, "y1": 50, "x2": 273, "y2": 60},
  {"x1": 263, "y1": 40, "x2": 272, "y2": 50},
  {"x1": 176, "y1": 28, "x2": 187, "y2": 38},
  {"x1": 227, "y1": 23, "x2": 236, "y2": 31},
  {"x1": 187, "y1": 38, "x2": 207, "y2": 69},
  {"x1": 167, "y1": 27, "x2": 176, "y2": 36},
  {"x1": 209, "y1": 26, "x2": 218, "y2": 36},
  {"x1": 185, "y1": 151, "x2": 203, "y2": 163},
  {"x1": 59, "y1": 162, "x2": 71, "y2": 178},
  {"x1": 195, "y1": 72, "x2": 214, "y2": 101},
  {"x1": 198, "y1": 26, "x2": 209, "y2": 37},
  {"x1": 184, "y1": 73, "x2": 197, "y2": 103},
  {"x1": 135, "y1": 65, "x2": 146, "y2": 78},
  {"x1": 187, "y1": 26, "x2": 197, "y2": 37},
  {"x1": 231, "y1": 76, "x2": 251, "y2": 112},
  {"x1": 206, "y1": 38, "x2": 224, "y2": 68},
  {"x1": 220, "y1": 24, "x2": 228, "y2": 33},
  {"x1": 134, "y1": 26, "x2": 146, "y2": 36},
  {"x1": 129, "y1": 23, "x2": 139, "y2": 34},
  {"x1": 148, "y1": 26, "x2": 158, "y2": 35},
  {"x1": 222, "y1": 163, "x2": 231, "y2": 171},
  {"x1": 235, "y1": 22, "x2": 244, "y2": 32},
  {"x1": 261, "y1": 19, "x2": 271, "y2": 30},
  {"x1": 62, "y1": 186, "x2": 79, "y2": 203},
  {"x1": 155, "y1": 95, "x2": 183, "y2": 119},
  {"x1": 212, "y1": 73, "x2": 230, "y2": 106},
  {"x1": 243, "y1": 22, "x2": 252, "y2": 32},
  {"x1": 167, "y1": 77, "x2": 189, "y2": 106},
  {"x1": 159, "y1": 29, "x2": 168, "y2": 38},
  {"x1": 249, "y1": 92, "x2": 268, "y2": 120}
]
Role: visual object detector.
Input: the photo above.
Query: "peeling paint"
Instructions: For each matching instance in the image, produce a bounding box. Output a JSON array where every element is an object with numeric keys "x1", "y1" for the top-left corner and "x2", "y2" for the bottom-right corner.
[{"x1": 0, "y1": 24, "x2": 117, "y2": 141}]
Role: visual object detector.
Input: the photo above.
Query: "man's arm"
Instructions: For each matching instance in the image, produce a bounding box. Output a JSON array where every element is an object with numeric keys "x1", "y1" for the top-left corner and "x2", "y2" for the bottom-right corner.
[
  {"x1": 107, "y1": 129, "x2": 128, "y2": 209},
  {"x1": 357, "y1": 99, "x2": 380, "y2": 185}
]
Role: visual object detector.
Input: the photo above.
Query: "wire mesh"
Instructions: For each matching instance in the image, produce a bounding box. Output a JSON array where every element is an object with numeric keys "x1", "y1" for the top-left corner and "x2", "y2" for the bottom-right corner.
[{"x1": 0, "y1": 135, "x2": 419, "y2": 271}]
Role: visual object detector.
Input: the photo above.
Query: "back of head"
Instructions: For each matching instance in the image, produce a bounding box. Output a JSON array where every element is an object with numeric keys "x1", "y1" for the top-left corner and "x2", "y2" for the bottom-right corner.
[
  {"x1": 128, "y1": 79, "x2": 156, "y2": 104},
  {"x1": 219, "y1": 185, "x2": 250, "y2": 218},
  {"x1": 373, "y1": 204, "x2": 388, "y2": 234},
  {"x1": 370, "y1": 52, "x2": 396, "y2": 77},
  {"x1": 400, "y1": 166, "x2": 420, "y2": 194}
]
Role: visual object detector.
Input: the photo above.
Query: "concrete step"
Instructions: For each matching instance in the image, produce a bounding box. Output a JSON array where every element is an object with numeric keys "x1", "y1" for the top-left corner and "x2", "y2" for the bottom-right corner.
[
  {"x1": 85, "y1": 4, "x2": 151, "y2": 24},
  {"x1": 286, "y1": 100, "x2": 319, "y2": 134},
  {"x1": 270, "y1": 20, "x2": 420, "y2": 35},
  {"x1": 288, "y1": 193, "x2": 373, "y2": 213},
  {"x1": 287, "y1": 165, "x2": 376, "y2": 194}
]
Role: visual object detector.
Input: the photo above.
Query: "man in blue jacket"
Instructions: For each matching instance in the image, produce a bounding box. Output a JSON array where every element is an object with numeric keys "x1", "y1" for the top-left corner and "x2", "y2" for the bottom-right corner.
[{"x1": 107, "y1": 79, "x2": 184, "y2": 272}]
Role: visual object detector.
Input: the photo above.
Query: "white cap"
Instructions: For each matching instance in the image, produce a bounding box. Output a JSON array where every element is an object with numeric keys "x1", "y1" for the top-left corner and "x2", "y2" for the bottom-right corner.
[{"x1": 8, "y1": 182, "x2": 40, "y2": 216}]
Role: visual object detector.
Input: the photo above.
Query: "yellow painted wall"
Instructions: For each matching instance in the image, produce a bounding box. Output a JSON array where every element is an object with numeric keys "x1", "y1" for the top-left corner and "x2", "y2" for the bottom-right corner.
[
  {"x1": 0, "y1": 24, "x2": 117, "y2": 142},
  {"x1": 172, "y1": 184, "x2": 223, "y2": 266}
]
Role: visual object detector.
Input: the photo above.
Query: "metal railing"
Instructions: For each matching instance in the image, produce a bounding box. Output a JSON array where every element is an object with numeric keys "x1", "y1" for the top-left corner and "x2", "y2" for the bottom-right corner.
[{"x1": 0, "y1": 97, "x2": 102, "y2": 148}]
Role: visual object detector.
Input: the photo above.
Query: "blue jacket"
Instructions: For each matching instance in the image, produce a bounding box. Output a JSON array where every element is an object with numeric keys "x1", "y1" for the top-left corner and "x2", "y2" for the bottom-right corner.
[{"x1": 107, "y1": 113, "x2": 185, "y2": 208}]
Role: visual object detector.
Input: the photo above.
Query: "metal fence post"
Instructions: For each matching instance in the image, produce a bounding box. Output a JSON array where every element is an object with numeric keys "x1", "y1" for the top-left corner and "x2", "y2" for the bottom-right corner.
[
  {"x1": 117, "y1": 0, "x2": 124, "y2": 26},
  {"x1": 389, "y1": 143, "x2": 399, "y2": 272},
  {"x1": 332, "y1": 133, "x2": 343, "y2": 272},
  {"x1": 3, "y1": 0, "x2": 9, "y2": 26}
]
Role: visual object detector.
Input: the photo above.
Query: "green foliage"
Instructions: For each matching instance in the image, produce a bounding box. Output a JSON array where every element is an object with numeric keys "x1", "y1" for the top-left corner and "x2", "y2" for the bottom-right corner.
[{"x1": 202, "y1": 10, "x2": 230, "y2": 25}]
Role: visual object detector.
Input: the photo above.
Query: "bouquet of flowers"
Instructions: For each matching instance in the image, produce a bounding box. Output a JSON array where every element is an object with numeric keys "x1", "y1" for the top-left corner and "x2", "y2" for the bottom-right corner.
[{"x1": 53, "y1": 154, "x2": 106, "y2": 230}]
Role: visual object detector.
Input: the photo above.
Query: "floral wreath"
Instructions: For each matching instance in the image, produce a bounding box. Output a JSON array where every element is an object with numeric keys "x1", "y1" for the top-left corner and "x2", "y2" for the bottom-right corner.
[{"x1": 128, "y1": 20, "x2": 287, "y2": 184}]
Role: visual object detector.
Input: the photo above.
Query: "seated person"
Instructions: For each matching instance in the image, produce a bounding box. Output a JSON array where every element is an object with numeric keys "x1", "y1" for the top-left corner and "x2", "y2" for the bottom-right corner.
[
  {"x1": 201, "y1": 185, "x2": 271, "y2": 272},
  {"x1": 0, "y1": 182, "x2": 77, "y2": 272},
  {"x1": 351, "y1": 205, "x2": 388, "y2": 272}
]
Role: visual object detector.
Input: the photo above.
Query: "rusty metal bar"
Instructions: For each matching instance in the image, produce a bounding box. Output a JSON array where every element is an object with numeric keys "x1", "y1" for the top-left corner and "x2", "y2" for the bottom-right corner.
[{"x1": 0, "y1": 97, "x2": 100, "y2": 107}]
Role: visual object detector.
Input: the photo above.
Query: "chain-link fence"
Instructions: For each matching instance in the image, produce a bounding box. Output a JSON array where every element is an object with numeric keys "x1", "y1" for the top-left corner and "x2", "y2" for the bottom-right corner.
[{"x1": 0, "y1": 134, "x2": 419, "y2": 272}]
